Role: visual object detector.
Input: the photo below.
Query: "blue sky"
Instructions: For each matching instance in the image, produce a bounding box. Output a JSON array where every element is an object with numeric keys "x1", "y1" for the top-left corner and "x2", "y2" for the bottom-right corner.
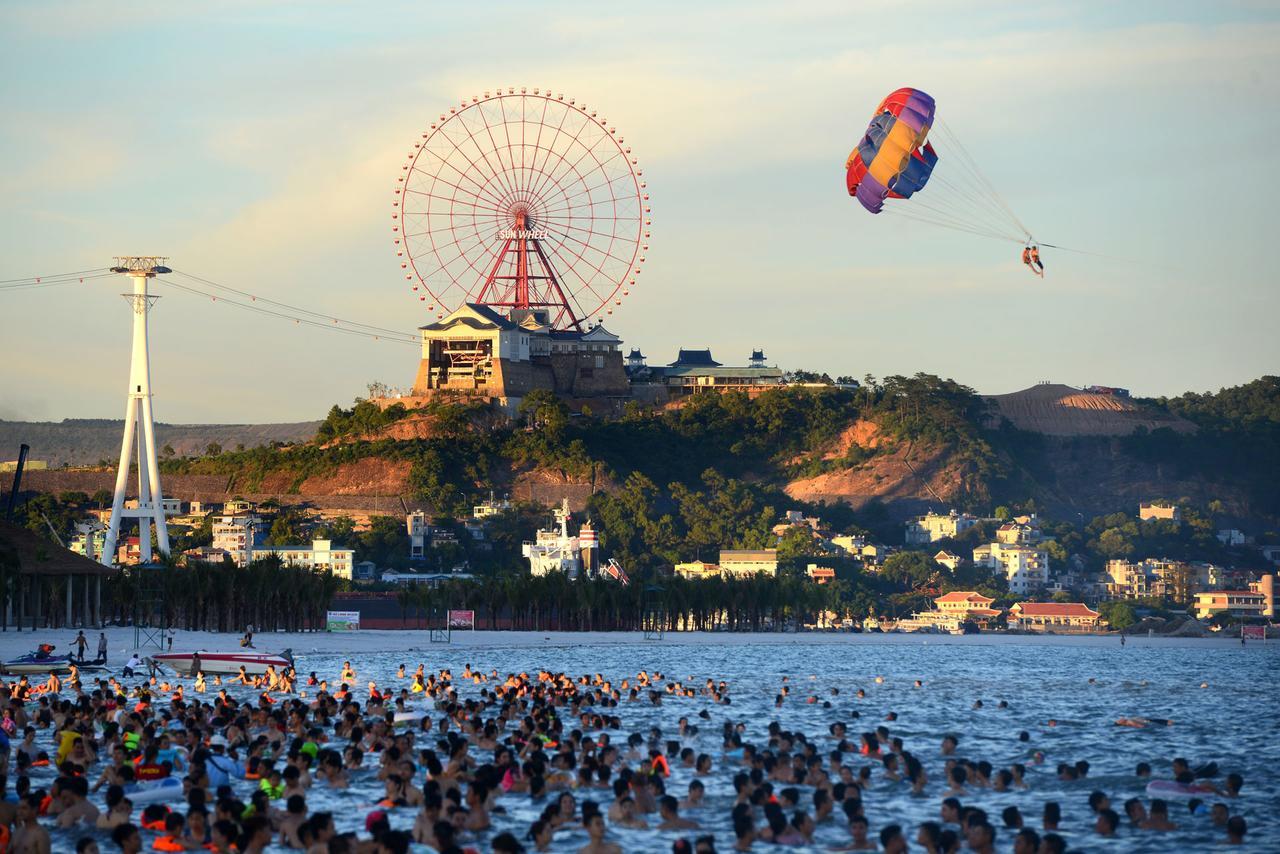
[{"x1": 2, "y1": 1, "x2": 1277, "y2": 422}]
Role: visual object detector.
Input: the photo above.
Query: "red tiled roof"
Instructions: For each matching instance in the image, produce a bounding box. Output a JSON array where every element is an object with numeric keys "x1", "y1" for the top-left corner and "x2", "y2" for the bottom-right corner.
[
  {"x1": 1012, "y1": 602, "x2": 1099, "y2": 618},
  {"x1": 935, "y1": 591, "x2": 993, "y2": 604}
]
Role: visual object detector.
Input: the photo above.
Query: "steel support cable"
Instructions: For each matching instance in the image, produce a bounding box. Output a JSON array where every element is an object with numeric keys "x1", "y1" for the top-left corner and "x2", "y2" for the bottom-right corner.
[
  {"x1": 0, "y1": 267, "x2": 109, "y2": 284},
  {"x1": 157, "y1": 279, "x2": 417, "y2": 345},
  {"x1": 170, "y1": 269, "x2": 414, "y2": 338},
  {"x1": 0, "y1": 273, "x2": 116, "y2": 291}
]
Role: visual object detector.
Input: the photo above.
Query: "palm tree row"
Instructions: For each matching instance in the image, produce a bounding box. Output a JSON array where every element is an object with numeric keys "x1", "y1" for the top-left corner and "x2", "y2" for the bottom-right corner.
[
  {"x1": 103, "y1": 557, "x2": 340, "y2": 633},
  {"x1": 393, "y1": 571, "x2": 850, "y2": 632}
]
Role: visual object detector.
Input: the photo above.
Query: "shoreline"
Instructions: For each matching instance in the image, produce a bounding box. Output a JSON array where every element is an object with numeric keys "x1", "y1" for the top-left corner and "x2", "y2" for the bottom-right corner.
[{"x1": 0, "y1": 626, "x2": 1269, "y2": 662}]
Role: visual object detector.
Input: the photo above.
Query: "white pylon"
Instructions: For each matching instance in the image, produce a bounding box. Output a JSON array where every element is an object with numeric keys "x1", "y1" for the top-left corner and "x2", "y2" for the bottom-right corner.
[{"x1": 101, "y1": 257, "x2": 172, "y2": 566}]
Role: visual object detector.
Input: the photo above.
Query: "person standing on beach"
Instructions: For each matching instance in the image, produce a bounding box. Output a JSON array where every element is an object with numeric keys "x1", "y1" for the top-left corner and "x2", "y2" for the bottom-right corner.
[
  {"x1": 74, "y1": 631, "x2": 88, "y2": 662},
  {"x1": 97, "y1": 633, "x2": 108, "y2": 663}
]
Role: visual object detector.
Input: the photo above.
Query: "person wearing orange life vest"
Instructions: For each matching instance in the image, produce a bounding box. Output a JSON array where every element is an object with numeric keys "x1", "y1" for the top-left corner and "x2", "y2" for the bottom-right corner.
[
  {"x1": 1022, "y1": 244, "x2": 1044, "y2": 277},
  {"x1": 152, "y1": 812, "x2": 186, "y2": 851}
]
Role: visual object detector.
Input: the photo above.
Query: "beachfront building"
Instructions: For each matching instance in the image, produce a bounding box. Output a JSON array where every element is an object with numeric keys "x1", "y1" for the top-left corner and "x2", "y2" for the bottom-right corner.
[
  {"x1": 973, "y1": 542, "x2": 1048, "y2": 595},
  {"x1": 934, "y1": 591, "x2": 1003, "y2": 626},
  {"x1": 1192, "y1": 576, "x2": 1274, "y2": 619},
  {"x1": 252, "y1": 539, "x2": 354, "y2": 580},
  {"x1": 1139, "y1": 503, "x2": 1180, "y2": 522},
  {"x1": 718, "y1": 549, "x2": 778, "y2": 578},
  {"x1": 905, "y1": 510, "x2": 978, "y2": 545},
  {"x1": 674, "y1": 560, "x2": 721, "y2": 580},
  {"x1": 897, "y1": 591, "x2": 1002, "y2": 633},
  {"x1": 1007, "y1": 602, "x2": 1100, "y2": 632},
  {"x1": 212, "y1": 514, "x2": 264, "y2": 567}
]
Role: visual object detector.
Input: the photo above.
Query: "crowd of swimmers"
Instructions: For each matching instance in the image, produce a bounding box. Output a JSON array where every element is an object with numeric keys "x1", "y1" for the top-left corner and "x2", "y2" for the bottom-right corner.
[{"x1": 0, "y1": 647, "x2": 1258, "y2": 853}]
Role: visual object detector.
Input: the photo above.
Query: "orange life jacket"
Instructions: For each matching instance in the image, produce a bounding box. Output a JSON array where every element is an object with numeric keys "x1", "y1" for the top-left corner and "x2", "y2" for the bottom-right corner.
[{"x1": 153, "y1": 835, "x2": 184, "y2": 852}]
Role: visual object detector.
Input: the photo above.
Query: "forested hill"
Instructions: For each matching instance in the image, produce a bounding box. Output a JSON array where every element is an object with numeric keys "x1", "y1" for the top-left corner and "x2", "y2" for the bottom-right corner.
[
  {"x1": 7, "y1": 377, "x2": 1278, "y2": 537},
  {"x1": 117, "y1": 375, "x2": 1280, "y2": 533}
]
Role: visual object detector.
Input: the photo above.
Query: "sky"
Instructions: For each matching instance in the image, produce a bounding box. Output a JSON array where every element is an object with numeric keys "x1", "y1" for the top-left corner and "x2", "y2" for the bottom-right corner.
[{"x1": 1, "y1": 0, "x2": 1277, "y2": 423}]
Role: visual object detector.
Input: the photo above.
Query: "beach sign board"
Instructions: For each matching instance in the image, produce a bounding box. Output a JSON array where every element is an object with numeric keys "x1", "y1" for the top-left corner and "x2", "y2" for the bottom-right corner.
[
  {"x1": 326, "y1": 610, "x2": 361, "y2": 631},
  {"x1": 448, "y1": 609, "x2": 476, "y2": 630}
]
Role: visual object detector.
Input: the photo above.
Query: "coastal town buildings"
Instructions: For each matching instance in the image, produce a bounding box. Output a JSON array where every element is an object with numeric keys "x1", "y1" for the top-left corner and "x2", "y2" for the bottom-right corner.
[
  {"x1": 896, "y1": 591, "x2": 1003, "y2": 633},
  {"x1": 905, "y1": 510, "x2": 978, "y2": 544},
  {"x1": 718, "y1": 549, "x2": 779, "y2": 577},
  {"x1": 1103, "y1": 558, "x2": 1195, "y2": 601},
  {"x1": 211, "y1": 513, "x2": 264, "y2": 567},
  {"x1": 674, "y1": 560, "x2": 722, "y2": 580},
  {"x1": 1007, "y1": 602, "x2": 1100, "y2": 631},
  {"x1": 973, "y1": 541, "x2": 1049, "y2": 595},
  {"x1": 69, "y1": 522, "x2": 107, "y2": 563},
  {"x1": 1192, "y1": 575, "x2": 1275, "y2": 619},
  {"x1": 933, "y1": 550, "x2": 962, "y2": 571},
  {"x1": 805, "y1": 564, "x2": 836, "y2": 584}
]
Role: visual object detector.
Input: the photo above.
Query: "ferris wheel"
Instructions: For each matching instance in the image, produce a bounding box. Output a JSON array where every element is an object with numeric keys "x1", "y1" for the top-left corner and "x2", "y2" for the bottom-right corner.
[{"x1": 393, "y1": 87, "x2": 650, "y2": 331}]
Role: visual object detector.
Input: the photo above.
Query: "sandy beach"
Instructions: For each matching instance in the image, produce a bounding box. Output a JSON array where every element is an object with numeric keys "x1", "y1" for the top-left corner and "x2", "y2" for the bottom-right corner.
[{"x1": 0, "y1": 626, "x2": 1258, "y2": 665}]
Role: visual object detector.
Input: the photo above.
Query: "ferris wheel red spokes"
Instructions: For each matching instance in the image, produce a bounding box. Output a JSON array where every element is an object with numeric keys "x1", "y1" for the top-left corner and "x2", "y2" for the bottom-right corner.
[{"x1": 393, "y1": 88, "x2": 650, "y2": 328}]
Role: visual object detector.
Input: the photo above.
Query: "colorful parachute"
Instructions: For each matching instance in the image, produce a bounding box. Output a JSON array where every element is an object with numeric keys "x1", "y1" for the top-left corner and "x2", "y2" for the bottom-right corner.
[
  {"x1": 846, "y1": 87, "x2": 938, "y2": 214},
  {"x1": 844, "y1": 88, "x2": 1041, "y2": 258}
]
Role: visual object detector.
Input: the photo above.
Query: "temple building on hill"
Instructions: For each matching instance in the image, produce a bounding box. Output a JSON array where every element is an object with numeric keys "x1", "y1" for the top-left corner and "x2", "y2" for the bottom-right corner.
[
  {"x1": 627, "y1": 348, "x2": 784, "y2": 400},
  {"x1": 410, "y1": 304, "x2": 630, "y2": 412}
]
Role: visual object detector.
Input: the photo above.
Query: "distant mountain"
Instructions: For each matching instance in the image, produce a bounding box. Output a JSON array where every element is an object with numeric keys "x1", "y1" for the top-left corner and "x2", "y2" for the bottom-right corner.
[{"x1": 0, "y1": 419, "x2": 321, "y2": 468}]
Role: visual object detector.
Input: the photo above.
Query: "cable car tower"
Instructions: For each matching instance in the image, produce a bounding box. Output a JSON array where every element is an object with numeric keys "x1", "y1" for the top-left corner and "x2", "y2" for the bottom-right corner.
[{"x1": 101, "y1": 257, "x2": 172, "y2": 566}]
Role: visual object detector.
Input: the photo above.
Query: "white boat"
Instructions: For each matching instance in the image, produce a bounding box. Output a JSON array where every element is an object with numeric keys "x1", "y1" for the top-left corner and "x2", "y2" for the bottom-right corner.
[{"x1": 148, "y1": 649, "x2": 293, "y2": 676}]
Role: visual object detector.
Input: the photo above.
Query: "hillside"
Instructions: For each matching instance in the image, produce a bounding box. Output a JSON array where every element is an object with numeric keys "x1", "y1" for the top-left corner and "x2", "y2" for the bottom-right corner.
[
  {"x1": 0, "y1": 418, "x2": 320, "y2": 468},
  {"x1": 4, "y1": 377, "x2": 1277, "y2": 534}
]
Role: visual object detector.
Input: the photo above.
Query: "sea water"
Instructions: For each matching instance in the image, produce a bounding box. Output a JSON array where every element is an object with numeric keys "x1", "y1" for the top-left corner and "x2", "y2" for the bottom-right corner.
[{"x1": 42, "y1": 634, "x2": 1279, "y2": 852}]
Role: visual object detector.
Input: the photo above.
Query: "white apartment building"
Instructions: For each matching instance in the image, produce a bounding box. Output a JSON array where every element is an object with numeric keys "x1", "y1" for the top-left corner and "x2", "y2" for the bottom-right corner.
[
  {"x1": 253, "y1": 539, "x2": 354, "y2": 580},
  {"x1": 718, "y1": 549, "x2": 778, "y2": 577},
  {"x1": 973, "y1": 541, "x2": 1048, "y2": 596},
  {"x1": 212, "y1": 514, "x2": 264, "y2": 567},
  {"x1": 905, "y1": 510, "x2": 978, "y2": 544}
]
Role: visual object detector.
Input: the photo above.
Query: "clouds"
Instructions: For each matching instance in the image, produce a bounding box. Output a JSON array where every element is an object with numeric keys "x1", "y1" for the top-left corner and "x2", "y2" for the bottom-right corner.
[{"x1": 1, "y1": 1, "x2": 1278, "y2": 421}]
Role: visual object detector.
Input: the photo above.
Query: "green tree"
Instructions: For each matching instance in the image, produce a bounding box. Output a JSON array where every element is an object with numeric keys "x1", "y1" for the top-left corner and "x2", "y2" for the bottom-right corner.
[{"x1": 1099, "y1": 600, "x2": 1136, "y2": 630}]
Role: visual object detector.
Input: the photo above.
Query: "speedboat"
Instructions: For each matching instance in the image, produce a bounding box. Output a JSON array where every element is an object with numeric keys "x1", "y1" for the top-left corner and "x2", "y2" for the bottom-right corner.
[
  {"x1": 3, "y1": 645, "x2": 75, "y2": 675},
  {"x1": 148, "y1": 649, "x2": 293, "y2": 676}
]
